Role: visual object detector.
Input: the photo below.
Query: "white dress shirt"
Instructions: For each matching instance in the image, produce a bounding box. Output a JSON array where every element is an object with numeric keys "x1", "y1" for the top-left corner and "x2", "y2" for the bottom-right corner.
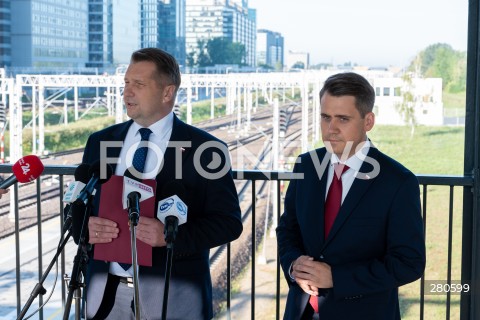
[
  {"x1": 326, "y1": 139, "x2": 371, "y2": 203},
  {"x1": 109, "y1": 112, "x2": 174, "y2": 277}
]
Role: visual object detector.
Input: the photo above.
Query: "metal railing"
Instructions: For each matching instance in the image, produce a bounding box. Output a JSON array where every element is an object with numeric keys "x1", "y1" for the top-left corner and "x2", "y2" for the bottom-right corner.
[{"x1": 0, "y1": 165, "x2": 474, "y2": 320}]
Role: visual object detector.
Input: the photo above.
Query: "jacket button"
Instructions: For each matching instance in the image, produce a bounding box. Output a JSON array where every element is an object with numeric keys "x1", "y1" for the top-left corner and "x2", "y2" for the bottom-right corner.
[{"x1": 319, "y1": 255, "x2": 324, "y2": 259}]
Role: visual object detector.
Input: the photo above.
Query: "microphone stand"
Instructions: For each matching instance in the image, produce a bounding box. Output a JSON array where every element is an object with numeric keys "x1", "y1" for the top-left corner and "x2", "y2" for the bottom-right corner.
[
  {"x1": 128, "y1": 195, "x2": 141, "y2": 320},
  {"x1": 161, "y1": 218, "x2": 178, "y2": 320},
  {"x1": 63, "y1": 200, "x2": 92, "y2": 320},
  {"x1": 17, "y1": 231, "x2": 72, "y2": 320}
]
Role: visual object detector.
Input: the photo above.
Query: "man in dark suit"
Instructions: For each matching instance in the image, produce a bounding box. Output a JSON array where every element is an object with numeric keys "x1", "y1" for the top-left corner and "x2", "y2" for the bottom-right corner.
[
  {"x1": 82, "y1": 48, "x2": 243, "y2": 319},
  {"x1": 276, "y1": 72, "x2": 425, "y2": 320}
]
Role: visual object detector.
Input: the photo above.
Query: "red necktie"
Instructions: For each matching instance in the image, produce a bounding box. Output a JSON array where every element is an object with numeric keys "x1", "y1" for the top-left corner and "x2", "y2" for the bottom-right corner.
[
  {"x1": 309, "y1": 163, "x2": 349, "y2": 314},
  {"x1": 324, "y1": 163, "x2": 349, "y2": 238}
]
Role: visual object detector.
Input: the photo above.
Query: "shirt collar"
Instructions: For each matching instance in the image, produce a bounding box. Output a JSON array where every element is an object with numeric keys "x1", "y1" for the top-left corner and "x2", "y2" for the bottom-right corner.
[
  {"x1": 329, "y1": 139, "x2": 371, "y2": 173},
  {"x1": 130, "y1": 111, "x2": 174, "y2": 138}
]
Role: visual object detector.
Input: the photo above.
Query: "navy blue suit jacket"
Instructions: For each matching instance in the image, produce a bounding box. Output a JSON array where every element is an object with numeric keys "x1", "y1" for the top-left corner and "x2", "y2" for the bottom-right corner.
[
  {"x1": 82, "y1": 115, "x2": 242, "y2": 319},
  {"x1": 277, "y1": 146, "x2": 425, "y2": 320}
]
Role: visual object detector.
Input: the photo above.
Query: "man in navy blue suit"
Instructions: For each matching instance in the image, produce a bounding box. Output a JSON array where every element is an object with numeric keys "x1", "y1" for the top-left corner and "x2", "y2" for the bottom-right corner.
[
  {"x1": 277, "y1": 72, "x2": 425, "y2": 320},
  {"x1": 81, "y1": 48, "x2": 242, "y2": 319}
]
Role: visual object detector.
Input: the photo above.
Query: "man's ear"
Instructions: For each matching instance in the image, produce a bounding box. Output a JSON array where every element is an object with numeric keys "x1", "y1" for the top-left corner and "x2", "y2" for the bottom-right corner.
[
  {"x1": 364, "y1": 112, "x2": 375, "y2": 132},
  {"x1": 163, "y1": 85, "x2": 176, "y2": 103}
]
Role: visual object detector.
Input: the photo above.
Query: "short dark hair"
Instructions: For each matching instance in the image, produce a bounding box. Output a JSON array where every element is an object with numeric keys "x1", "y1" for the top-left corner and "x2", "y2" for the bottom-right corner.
[
  {"x1": 319, "y1": 72, "x2": 375, "y2": 118},
  {"x1": 130, "y1": 47, "x2": 181, "y2": 90}
]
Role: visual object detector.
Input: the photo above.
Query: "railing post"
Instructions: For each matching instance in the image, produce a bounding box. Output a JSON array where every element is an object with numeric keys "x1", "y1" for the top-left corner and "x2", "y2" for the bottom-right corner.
[{"x1": 462, "y1": 0, "x2": 480, "y2": 319}]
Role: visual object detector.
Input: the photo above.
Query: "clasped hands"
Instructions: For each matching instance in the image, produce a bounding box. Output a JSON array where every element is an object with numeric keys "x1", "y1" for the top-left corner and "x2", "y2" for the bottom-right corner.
[
  {"x1": 88, "y1": 216, "x2": 167, "y2": 247},
  {"x1": 292, "y1": 255, "x2": 333, "y2": 296}
]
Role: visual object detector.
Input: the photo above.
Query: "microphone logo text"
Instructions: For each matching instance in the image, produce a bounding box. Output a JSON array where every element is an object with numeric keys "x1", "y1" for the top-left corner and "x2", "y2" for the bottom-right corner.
[
  {"x1": 176, "y1": 202, "x2": 187, "y2": 215},
  {"x1": 21, "y1": 163, "x2": 30, "y2": 175},
  {"x1": 159, "y1": 198, "x2": 174, "y2": 213}
]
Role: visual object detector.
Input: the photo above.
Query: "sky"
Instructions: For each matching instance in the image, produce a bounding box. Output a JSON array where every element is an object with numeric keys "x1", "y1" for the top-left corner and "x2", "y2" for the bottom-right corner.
[{"x1": 249, "y1": 0, "x2": 468, "y2": 68}]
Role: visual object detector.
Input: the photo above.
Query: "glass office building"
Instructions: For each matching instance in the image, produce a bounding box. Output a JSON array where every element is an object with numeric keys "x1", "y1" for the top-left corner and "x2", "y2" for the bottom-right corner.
[
  {"x1": 87, "y1": 0, "x2": 112, "y2": 70},
  {"x1": 257, "y1": 29, "x2": 284, "y2": 69},
  {"x1": 186, "y1": 0, "x2": 256, "y2": 66},
  {"x1": 141, "y1": 0, "x2": 186, "y2": 67},
  {"x1": 11, "y1": 0, "x2": 89, "y2": 70},
  {"x1": 0, "y1": 0, "x2": 11, "y2": 68}
]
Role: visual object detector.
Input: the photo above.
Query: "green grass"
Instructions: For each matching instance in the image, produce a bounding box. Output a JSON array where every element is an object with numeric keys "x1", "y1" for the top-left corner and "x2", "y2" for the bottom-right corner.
[
  {"x1": 4, "y1": 114, "x2": 116, "y2": 155},
  {"x1": 443, "y1": 91, "x2": 466, "y2": 118},
  {"x1": 443, "y1": 91, "x2": 466, "y2": 110},
  {"x1": 313, "y1": 124, "x2": 465, "y2": 175},
  {"x1": 368, "y1": 125, "x2": 465, "y2": 175},
  {"x1": 177, "y1": 98, "x2": 227, "y2": 123}
]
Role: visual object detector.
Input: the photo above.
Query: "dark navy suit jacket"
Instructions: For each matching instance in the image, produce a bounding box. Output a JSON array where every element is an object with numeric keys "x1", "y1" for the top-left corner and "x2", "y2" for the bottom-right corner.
[
  {"x1": 82, "y1": 115, "x2": 242, "y2": 320},
  {"x1": 277, "y1": 146, "x2": 425, "y2": 320}
]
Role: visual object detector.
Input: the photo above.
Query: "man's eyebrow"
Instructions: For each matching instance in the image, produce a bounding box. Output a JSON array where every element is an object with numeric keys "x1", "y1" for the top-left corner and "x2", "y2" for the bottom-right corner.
[{"x1": 321, "y1": 113, "x2": 352, "y2": 118}]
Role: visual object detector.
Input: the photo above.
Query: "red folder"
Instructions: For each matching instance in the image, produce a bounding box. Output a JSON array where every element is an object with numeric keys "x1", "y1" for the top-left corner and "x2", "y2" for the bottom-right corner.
[{"x1": 93, "y1": 175, "x2": 156, "y2": 266}]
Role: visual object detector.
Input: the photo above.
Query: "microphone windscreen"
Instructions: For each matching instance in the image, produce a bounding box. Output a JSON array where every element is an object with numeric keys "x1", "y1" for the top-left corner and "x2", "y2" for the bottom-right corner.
[
  {"x1": 88, "y1": 160, "x2": 113, "y2": 184},
  {"x1": 71, "y1": 201, "x2": 88, "y2": 245},
  {"x1": 12, "y1": 155, "x2": 44, "y2": 183},
  {"x1": 74, "y1": 163, "x2": 91, "y2": 183},
  {"x1": 161, "y1": 181, "x2": 186, "y2": 199}
]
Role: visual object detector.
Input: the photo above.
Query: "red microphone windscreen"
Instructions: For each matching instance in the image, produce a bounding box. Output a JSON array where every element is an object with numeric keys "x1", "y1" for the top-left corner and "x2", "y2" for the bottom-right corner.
[{"x1": 12, "y1": 155, "x2": 45, "y2": 183}]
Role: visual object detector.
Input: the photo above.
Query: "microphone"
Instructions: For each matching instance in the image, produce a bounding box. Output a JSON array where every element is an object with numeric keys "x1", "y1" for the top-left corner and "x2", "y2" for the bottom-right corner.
[
  {"x1": 156, "y1": 181, "x2": 188, "y2": 246},
  {"x1": 0, "y1": 155, "x2": 44, "y2": 189},
  {"x1": 62, "y1": 164, "x2": 91, "y2": 233},
  {"x1": 122, "y1": 168, "x2": 155, "y2": 226},
  {"x1": 127, "y1": 191, "x2": 141, "y2": 226},
  {"x1": 70, "y1": 161, "x2": 113, "y2": 244},
  {"x1": 75, "y1": 160, "x2": 113, "y2": 205},
  {"x1": 63, "y1": 164, "x2": 91, "y2": 204}
]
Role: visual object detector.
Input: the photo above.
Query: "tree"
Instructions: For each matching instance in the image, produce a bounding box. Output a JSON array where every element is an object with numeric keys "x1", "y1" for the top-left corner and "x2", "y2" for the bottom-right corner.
[
  {"x1": 188, "y1": 37, "x2": 246, "y2": 68},
  {"x1": 186, "y1": 51, "x2": 195, "y2": 67},
  {"x1": 258, "y1": 63, "x2": 274, "y2": 71},
  {"x1": 274, "y1": 61, "x2": 283, "y2": 71},
  {"x1": 395, "y1": 72, "x2": 417, "y2": 137},
  {"x1": 291, "y1": 61, "x2": 305, "y2": 69},
  {"x1": 196, "y1": 39, "x2": 211, "y2": 67},
  {"x1": 409, "y1": 43, "x2": 466, "y2": 93},
  {"x1": 228, "y1": 42, "x2": 246, "y2": 65},
  {"x1": 206, "y1": 37, "x2": 246, "y2": 65}
]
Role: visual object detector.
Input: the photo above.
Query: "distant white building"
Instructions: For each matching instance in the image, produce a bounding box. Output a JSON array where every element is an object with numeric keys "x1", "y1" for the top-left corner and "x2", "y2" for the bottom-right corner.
[{"x1": 370, "y1": 76, "x2": 443, "y2": 126}]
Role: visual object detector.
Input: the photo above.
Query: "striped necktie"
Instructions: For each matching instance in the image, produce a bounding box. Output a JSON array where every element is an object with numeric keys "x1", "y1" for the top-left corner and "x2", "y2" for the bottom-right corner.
[{"x1": 119, "y1": 127, "x2": 152, "y2": 271}]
